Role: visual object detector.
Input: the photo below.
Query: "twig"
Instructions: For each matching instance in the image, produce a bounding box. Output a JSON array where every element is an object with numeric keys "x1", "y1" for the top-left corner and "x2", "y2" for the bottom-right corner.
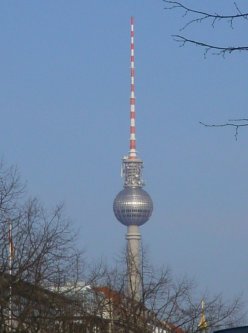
[
  {"x1": 164, "y1": 1, "x2": 248, "y2": 30},
  {"x1": 199, "y1": 120, "x2": 248, "y2": 140},
  {"x1": 173, "y1": 35, "x2": 248, "y2": 57}
]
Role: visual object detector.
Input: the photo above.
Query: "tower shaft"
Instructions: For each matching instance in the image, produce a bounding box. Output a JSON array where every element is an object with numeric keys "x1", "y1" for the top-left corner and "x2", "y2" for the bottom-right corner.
[{"x1": 126, "y1": 225, "x2": 141, "y2": 300}]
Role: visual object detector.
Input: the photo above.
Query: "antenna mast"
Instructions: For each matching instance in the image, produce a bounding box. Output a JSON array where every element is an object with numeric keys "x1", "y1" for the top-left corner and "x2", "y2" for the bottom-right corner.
[
  {"x1": 122, "y1": 16, "x2": 144, "y2": 188},
  {"x1": 129, "y1": 16, "x2": 136, "y2": 159}
]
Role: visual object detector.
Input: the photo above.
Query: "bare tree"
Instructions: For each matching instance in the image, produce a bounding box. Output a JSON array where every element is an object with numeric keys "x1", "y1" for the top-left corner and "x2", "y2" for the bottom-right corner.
[
  {"x1": 0, "y1": 162, "x2": 88, "y2": 332},
  {"x1": 92, "y1": 249, "x2": 244, "y2": 333}
]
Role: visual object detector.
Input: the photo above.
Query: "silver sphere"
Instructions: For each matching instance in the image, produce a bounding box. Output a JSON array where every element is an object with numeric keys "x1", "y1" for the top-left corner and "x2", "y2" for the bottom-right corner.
[{"x1": 113, "y1": 187, "x2": 153, "y2": 226}]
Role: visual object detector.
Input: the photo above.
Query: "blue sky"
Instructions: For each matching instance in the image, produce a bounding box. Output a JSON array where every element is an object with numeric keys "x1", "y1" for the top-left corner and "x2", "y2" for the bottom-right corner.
[{"x1": 1, "y1": 1, "x2": 248, "y2": 306}]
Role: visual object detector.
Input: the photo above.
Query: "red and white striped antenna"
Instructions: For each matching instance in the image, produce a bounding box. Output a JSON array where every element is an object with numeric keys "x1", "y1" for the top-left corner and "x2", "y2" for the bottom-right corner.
[{"x1": 129, "y1": 16, "x2": 137, "y2": 159}]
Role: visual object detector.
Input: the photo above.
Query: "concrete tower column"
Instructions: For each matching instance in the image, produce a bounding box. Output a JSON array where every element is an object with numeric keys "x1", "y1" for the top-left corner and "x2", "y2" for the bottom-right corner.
[{"x1": 126, "y1": 225, "x2": 141, "y2": 300}]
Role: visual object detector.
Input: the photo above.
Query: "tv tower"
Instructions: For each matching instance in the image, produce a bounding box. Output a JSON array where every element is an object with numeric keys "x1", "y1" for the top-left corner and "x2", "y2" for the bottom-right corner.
[{"x1": 113, "y1": 17, "x2": 153, "y2": 300}]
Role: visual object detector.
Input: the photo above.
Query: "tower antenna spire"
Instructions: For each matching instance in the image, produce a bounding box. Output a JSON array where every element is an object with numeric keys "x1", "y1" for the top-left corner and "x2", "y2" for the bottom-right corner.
[{"x1": 129, "y1": 16, "x2": 136, "y2": 159}]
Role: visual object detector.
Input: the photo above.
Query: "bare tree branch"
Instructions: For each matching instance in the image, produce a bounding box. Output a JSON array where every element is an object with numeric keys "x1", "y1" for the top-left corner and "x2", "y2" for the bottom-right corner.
[
  {"x1": 200, "y1": 120, "x2": 248, "y2": 140},
  {"x1": 164, "y1": 1, "x2": 248, "y2": 56},
  {"x1": 164, "y1": 2, "x2": 248, "y2": 134},
  {"x1": 173, "y1": 35, "x2": 248, "y2": 57},
  {"x1": 164, "y1": 1, "x2": 248, "y2": 30}
]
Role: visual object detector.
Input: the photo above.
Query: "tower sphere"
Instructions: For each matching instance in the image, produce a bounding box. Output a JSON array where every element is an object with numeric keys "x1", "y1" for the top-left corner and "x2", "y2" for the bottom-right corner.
[{"x1": 113, "y1": 187, "x2": 153, "y2": 226}]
